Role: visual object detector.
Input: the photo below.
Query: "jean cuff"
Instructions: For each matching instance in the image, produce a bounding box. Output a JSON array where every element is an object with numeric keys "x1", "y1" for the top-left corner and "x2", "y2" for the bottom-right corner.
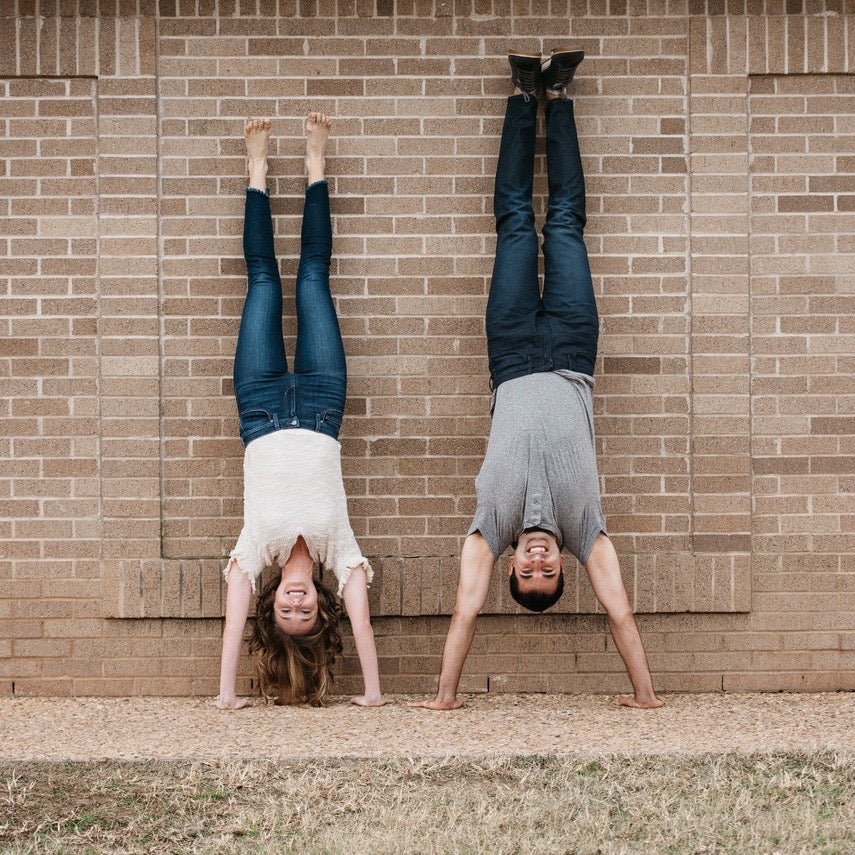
[
  {"x1": 246, "y1": 186, "x2": 269, "y2": 196},
  {"x1": 307, "y1": 179, "x2": 328, "y2": 190}
]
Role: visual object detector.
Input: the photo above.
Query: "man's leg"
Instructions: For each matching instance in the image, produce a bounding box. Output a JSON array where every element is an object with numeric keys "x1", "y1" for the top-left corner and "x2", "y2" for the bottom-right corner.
[
  {"x1": 584, "y1": 534, "x2": 664, "y2": 708},
  {"x1": 541, "y1": 97, "x2": 599, "y2": 376},
  {"x1": 485, "y1": 93, "x2": 542, "y2": 386}
]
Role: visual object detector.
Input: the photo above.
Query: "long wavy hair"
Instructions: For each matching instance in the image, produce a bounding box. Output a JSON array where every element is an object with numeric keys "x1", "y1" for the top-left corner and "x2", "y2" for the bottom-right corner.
[{"x1": 248, "y1": 566, "x2": 343, "y2": 706}]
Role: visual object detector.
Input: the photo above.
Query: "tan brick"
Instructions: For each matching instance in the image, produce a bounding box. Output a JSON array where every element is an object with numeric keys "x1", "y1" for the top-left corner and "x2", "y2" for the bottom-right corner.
[{"x1": 2, "y1": 10, "x2": 853, "y2": 699}]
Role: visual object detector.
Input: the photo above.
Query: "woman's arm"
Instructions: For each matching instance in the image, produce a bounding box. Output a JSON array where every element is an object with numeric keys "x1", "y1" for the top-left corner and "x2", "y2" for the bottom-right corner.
[
  {"x1": 213, "y1": 560, "x2": 255, "y2": 710},
  {"x1": 341, "y1": 565, "x2": 390, "y2": 707}
]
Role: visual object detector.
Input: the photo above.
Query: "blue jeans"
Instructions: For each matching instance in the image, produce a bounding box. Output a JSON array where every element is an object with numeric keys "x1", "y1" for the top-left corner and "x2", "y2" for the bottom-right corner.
[
  {"x1": 486, "y1": 95, "x2": 599, "y2": 390},
  {"x1": 233, "y1": 181, "x2": 346, "y2": 446}
]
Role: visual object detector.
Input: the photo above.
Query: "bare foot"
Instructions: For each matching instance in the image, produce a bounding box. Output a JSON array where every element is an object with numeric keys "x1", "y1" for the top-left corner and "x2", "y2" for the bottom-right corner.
[
  {"x1": 614, "y1": 693, "x2": 665, "y2": 709},
  {"x1": 245, "y1": 117, "x2": 271, "y2": 192},
  {"x1": 305, "y1": 111, "x2": 332, "y2": 184}
]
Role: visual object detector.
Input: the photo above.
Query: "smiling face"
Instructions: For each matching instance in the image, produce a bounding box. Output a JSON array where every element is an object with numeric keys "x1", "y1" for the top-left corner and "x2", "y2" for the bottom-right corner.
[
  {"x1": 507, "y1": 529, "x2": 564, "y2": 598},
  {"x1": 272, "y1": 571, "x2": 319, "y2": 636},
  {"x1": 271, "y1": 536, "x2": 321, "y2": 636}
]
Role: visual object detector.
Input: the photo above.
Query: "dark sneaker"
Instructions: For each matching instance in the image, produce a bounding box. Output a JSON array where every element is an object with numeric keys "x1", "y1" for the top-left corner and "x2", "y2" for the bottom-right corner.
[
  {"x1": 541, "y1": 49, "x2": 585, "y2": 97},
  {"x1": 508, "y1": 53, "x2": 542, "y2": 97}
]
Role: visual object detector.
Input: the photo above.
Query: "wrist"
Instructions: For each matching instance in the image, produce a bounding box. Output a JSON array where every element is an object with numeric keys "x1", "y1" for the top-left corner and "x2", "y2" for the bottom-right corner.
[{"x1": 434, "y1": 686, "x2": 459, "y2": 704}]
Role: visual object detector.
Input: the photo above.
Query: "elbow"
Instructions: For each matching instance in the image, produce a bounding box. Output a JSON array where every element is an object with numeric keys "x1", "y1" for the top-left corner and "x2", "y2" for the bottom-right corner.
[
  {"x1": 223, "y1": 614, "x2": 248, "y2": 636},
  {"x1": 452, "y1": 603, "x2": 481, "y2": 624},
  {"x1": 349, "y1": 615, "x2": 374, "y2": 640},
  {"x1": 607, "y1": 607, "x2": 635, "y2": 632}
]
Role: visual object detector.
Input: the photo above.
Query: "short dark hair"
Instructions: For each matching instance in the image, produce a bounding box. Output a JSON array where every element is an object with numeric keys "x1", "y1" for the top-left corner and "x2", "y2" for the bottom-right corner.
[{"x1": 509, "y1": 567, "x2": 565, "y2": 612}]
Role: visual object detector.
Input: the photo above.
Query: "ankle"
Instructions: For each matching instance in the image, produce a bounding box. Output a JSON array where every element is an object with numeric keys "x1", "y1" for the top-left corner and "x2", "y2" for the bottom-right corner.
[
  {"x1": 306, "y1": 154, "x2": 325, "y2": 185},
  {"x1": 247, "y1": 159, "x2": 268, "y2": 191}
]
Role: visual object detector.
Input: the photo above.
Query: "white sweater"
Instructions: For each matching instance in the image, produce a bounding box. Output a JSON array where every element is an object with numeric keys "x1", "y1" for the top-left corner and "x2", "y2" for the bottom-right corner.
[{"x1": 225, "y1": 429, "x2": 371, "y2": 596}]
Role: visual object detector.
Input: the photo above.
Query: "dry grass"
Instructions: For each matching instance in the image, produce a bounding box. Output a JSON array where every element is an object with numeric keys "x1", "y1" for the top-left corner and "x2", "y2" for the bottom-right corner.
[{"x1": 1, "y1": 752, "x2": 853, "y2": 854}]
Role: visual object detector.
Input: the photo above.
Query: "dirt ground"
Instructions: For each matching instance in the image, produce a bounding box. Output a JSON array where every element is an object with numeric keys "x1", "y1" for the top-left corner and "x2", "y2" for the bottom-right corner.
[{"x1": 1, "y1": 692, "x2": 853, "y2": 762}]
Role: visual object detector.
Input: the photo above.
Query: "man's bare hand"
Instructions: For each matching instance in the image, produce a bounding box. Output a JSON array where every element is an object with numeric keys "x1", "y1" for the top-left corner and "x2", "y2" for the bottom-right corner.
[
  {"x1": 614, "y1": 693, "x2": 665, "y2": 709},
  {"x1": 408, "y1": 695, "x2": 465, "y2": 711}
]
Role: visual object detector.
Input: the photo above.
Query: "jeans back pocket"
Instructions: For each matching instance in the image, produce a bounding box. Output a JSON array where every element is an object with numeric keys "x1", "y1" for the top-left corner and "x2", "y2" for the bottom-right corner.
[
  {"x1": 239, "y1": 408, "x2": 277, "y2": 445},
  {"x1": 316, "y1": 408, "x2": 343, "y2": 436}
]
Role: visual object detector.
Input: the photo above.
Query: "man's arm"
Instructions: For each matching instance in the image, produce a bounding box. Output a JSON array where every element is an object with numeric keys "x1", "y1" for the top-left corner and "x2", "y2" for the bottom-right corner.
[
  {"x1": 341, "y1": 565, "x2": 390, "y2": 707},
  {"x1": 213, "y1": 562, "x2": 255, "y2": 710},
  {"x1": 585, "y1": 534, "x2": 664, "y2": 709},
  {"x1": 409, "y1": 532, "x2": 495, "y2": 710}
]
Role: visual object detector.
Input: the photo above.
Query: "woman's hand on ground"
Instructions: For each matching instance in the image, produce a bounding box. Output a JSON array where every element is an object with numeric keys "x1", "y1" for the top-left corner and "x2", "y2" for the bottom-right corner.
[
  {"x1": 210, "y1": 695, "x2": 254, "y2": 711},
  {"x1": 350, "y1": 694, "x2": 393, "y2": 707}
]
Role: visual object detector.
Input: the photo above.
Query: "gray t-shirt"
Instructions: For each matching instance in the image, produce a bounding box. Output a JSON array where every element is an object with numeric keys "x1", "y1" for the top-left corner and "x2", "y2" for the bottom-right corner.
[{"x1": 468, "y1": 370, "x2": 606, "y2": 565}]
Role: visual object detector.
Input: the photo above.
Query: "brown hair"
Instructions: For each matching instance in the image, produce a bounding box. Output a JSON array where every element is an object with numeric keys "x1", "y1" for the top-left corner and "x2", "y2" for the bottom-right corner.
[{"x1": 248, "y1": 567, "x2": 343, "y2": 706}]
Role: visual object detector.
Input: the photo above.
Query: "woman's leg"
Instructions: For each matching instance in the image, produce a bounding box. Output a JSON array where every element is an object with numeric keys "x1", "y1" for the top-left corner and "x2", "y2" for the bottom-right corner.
[
  {"x1": 541, "y1": 97, "x2": 599, "y2": 375},
  {"x1": 293, "y1": 115, "x2": 344, "y2": 379},
  {"x1": 292, "y1": 114, "x2": 348, "y2": 428},
  {"x1": 233, "y1": 119, "x2": 288, "y2": 398},
  {"x1": 485, "y1": 91, "x2": 542, "y2": 386}
]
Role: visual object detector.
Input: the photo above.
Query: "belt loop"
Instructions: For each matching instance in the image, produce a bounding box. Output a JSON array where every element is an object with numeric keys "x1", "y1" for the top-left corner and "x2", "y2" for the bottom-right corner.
[{"x1": 272, "y1": 413, "x2": 280, "y2": 429}]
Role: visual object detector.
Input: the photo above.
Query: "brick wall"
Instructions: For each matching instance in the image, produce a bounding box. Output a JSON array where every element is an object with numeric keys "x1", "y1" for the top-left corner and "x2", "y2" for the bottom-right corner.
[{"x1": 1, "y1": 1, "x2": 853, "y2": 698}]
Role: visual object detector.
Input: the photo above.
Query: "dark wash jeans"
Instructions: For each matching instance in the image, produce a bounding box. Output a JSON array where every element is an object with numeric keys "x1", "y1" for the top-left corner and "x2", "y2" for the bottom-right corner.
[
  {"x1": 233, "y1": 181, "x2": 346, "y2": 447},
  {"x1": 486, "y1": 95, "x2": 599, "y2": 390}
]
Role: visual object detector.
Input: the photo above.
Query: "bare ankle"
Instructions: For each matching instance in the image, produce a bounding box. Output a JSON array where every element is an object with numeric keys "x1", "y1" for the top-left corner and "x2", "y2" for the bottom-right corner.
[
  {"x1": 247, "y1": 158, "x2": 268, "y2": 192},
  {"x1": 305, "y1": 154, "x2": 325, "y2": 185}
]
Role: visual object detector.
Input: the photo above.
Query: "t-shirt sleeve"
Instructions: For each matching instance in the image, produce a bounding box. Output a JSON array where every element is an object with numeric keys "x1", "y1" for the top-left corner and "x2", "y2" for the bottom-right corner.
[
  {"x1": 467, "y1": 507, "x2": 503, "y2": 559},
  {"x1": 225, "y1": 526, "x2": 265, "y2": 594},
  {"x1": 331, "y1": 522, "x2": 373, "y2": 597}
]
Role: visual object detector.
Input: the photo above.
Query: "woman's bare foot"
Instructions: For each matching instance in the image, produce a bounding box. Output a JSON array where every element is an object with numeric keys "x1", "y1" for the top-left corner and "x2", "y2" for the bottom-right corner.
[
  {"x1": 245, "y1": 117, "x2": 271, "y2": 192},
  {"x1": 305, "y1": 111, "x2": 332, "y2": 185}
]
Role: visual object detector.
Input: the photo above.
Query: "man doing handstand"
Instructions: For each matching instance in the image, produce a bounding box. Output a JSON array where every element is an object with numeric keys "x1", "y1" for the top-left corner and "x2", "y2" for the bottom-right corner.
[{"x1": 413, "y1": 51, "x2": 664, "y2": 711}]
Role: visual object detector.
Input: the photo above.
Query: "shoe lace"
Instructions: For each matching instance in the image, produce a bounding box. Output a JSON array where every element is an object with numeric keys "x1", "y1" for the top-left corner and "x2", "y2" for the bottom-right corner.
[{"x1": 513, "y1": 64, "x2": 539, "y2": 94}]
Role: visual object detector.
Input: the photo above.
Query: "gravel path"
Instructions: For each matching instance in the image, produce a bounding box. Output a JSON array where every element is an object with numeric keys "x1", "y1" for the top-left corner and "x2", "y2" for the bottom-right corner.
[{"x1": 1, "y1": 692, "x2": 853, "y2": 762}]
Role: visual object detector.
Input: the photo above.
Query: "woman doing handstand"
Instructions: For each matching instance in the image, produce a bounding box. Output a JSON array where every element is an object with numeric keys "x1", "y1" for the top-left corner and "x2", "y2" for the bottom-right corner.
[{"x1": 215, "y1": 114, "x2": 388, "y2": 710}]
